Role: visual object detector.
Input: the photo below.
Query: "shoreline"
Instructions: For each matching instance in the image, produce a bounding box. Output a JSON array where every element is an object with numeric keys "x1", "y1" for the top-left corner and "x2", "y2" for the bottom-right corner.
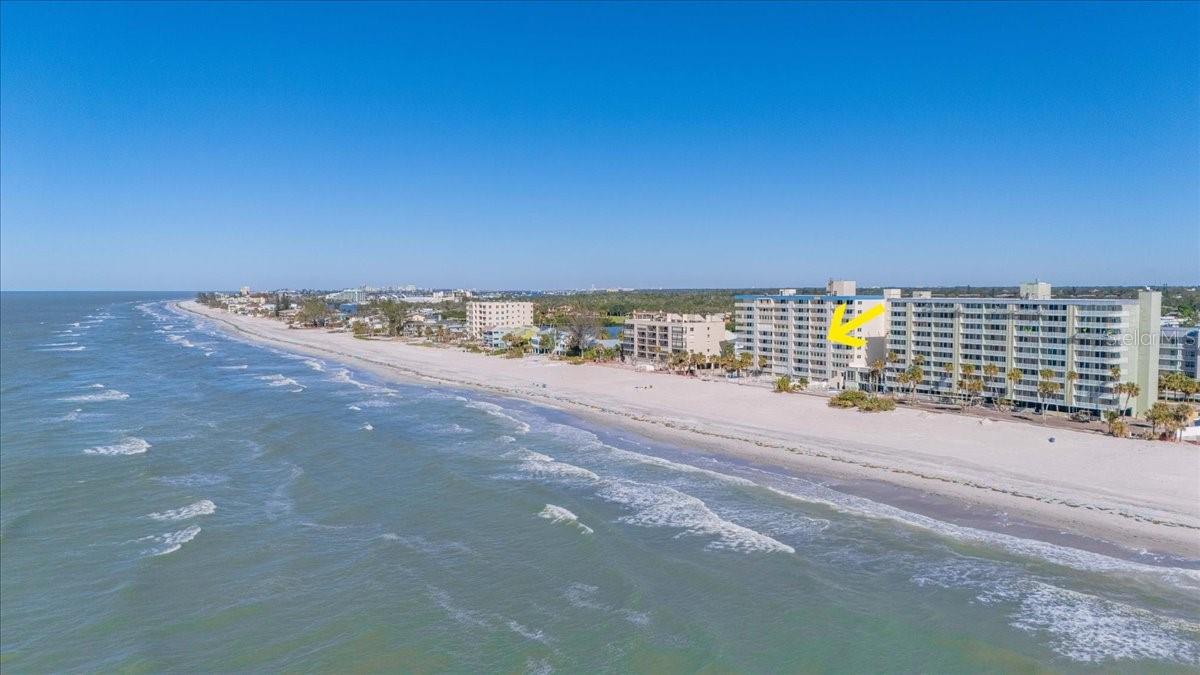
[{"x1": 177, "y1": 301, "x2": 1200, "y2": 560}]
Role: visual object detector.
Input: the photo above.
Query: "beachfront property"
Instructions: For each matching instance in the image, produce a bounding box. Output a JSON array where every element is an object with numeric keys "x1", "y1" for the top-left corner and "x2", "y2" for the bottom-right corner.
[
  {"x1": 621, "y1": 311, "x2": 725, "y2": 363},
  {"x1": 884, "y1": 284, "x2": 1162, "y2": 416},
  {"x1": 1160, "y1": 326, "x2": 1200, "y2": 379},
  {"x1": 465, "y1": 300, "x2": 535, "y2": 339},
  {"x1": 734, "y1": 280, "x2": 893, "y2": 386}
]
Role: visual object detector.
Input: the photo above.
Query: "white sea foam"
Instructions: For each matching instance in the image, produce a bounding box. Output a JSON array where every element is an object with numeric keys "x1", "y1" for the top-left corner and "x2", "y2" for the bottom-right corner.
[
  {"x1": 217, "y1": 364, "x2": 248, "y2": 370},
  {"x1": 466, "y1": 401, "x2": 531, "y2": 433},
  {"x1": 510, "y1": 448, "x2": 601, "y2": 482},
  {"x1": 563, "y1": 582, "x2": 650, "y2": 626},
  {"x1": 303, "y1": 359, "x2": 326, "y2": 372},
  {"x1": 361, "y1": 423, "x2": 374, "y2": 431},
  {"x1": 257, "y1": 374, "x2": 302, "y2": 389},
  {"x1": 84, "y1": 437, "x2": 150, "y2": 456},
  {"x1": 61, "y1": 389, "x2": 128, "y2": 402},
  {"x1": 597, "y1": 480, "x2": 794, "y2": 554},
  {"x1": 347, "y1": 405, "x2": 362, "y2": 411},
  {"x1": 39, "y1": 342, "x2": 78, "y2": 347},
  {"x1": 61, "y1": 408, "x2": 83, "y2": 422},
  {"x1": 330, "y1": 368, "x2": 392, "y2": 392},
  {"x1": 148, "y1": 500, "x2": 216, "y2": 521},
  {"x1": 89, "y1": 383, "x2": 105, "y2": 388},
  {"x1": 37, "y1": 345, "x2": 86, "y2": 352},
  {"x1": 506, "y1": 619, "x2": 551, "y2": 645},
  {"x1": 380, "y1": 534, "x2": 472, "y2": 555},
  {"x1": 760, "y1": 479, "x2": 1200, "y2": 585},
  {"x1": 913, "y1": 559, "x2": 1200, "y2": 664},
  {"x1": 166, "y1": 334, "x2": 196, "y2": 348},
  {"x1": 538, "y1": 504, "x2": 594, "y2": 535},
  {"x1": 145, "y1": 525, "x2": 202, "y2": 556}
]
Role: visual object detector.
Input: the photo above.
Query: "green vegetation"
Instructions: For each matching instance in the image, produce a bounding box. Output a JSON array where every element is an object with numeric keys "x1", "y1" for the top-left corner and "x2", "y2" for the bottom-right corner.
[
  {"x1": 1145, "y1": 402, "x2": 1198, "y2": 440},
  {"x1": 1160, "y1": 372, "x2": 1200, "y2": 401},
  {"x1": 296, "y1": 297, "x2": 333, "y2": 326},
  {"x1": 828, "y1": 389, "x2": 895, "y2": 412},
  {"x1": 773, "y1": 376, "x2": 794, "y2": 393}
]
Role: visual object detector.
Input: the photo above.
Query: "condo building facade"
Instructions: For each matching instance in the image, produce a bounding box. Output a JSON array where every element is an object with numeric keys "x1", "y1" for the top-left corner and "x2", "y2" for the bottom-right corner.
[
  {"x1": 465, "y1": 301, "x2": 534, "y2": 338},
  {"x1": 622, "y1": 311, "x2": 725, "y2": 363},
  {"x1": 1160, "y1": 326, "x2": 1200, "y2": 379},
  {"x1": 734, "y1": 280, "x2": 892, "y2": 385},
  {"x1": 883, "y1": 285, "x2": 1162, "y2": 415}
]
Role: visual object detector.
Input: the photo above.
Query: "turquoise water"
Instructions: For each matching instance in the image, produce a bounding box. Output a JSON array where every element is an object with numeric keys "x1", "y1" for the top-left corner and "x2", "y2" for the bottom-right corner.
[{"x1": 2, "y1": 292, "x2": 1198, "y2": 673}]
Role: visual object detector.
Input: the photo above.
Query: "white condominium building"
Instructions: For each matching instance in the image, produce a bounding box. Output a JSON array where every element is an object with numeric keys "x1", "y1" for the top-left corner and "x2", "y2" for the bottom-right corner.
[
  {"x1": 622, "y1": 311, "x2": 726, "y2": 362},
  {"x1": 1160, "y1": 326, "x2": 1199, "y2": 379},
  {"x1": 465, "y1": 301, "x2": 534, "y2": 338},
  {"x1": 735, "y1": 280, "x2": 892, "y2": 385},
  {"x1": 884, "y1": 284, "x2": 1161, "y2": 415}
]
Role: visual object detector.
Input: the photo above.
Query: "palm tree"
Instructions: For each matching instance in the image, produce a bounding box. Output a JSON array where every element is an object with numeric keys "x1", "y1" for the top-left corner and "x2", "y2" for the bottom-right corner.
[
  {"x1": 1108, "y1": 365, "x2": 1122, "y2": 412},
  {"x1": 983, "y1": 364, "x2": 999, "y2": 406},
  {"x1": 1118, "y1": 382, "x2": 1140, "y2": 418},
  {"x1": 1005, "y1": 367, "x2": 1023, "y2": 412},
  {"x1": 757, "y1": 354, "x2": 770, "y2": 376},
  {"x1": 668, "y1": 351, "x2": 688, "y2": 374},
  {"x1": 1167, "y1": 403, "x2": 1198, "y2": 441},
  {"x1": 1104, "y1": 410, "x2": 1127, "y2": 438},
  {"x1": 905, "y1": 364, "x2": 924, "y2": 402},
  {"x1": 941, "y1": 362, "x2": 955, "y2": 402},
  {"x1": 1065, "y1": 370, "x2": 1079, "y2": 416},
  {"x1": 896, "y1": 371, "x2": 911, "y2": 399},
  {"x1": 1036, "y1": 368, "x2": 1058, "y2": 419},
  {"x1": 869, "y1": 358, "x2": 885, "y2": 393}
]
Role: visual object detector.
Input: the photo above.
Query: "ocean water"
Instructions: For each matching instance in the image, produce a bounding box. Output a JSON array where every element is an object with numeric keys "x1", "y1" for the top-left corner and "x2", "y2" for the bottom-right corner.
[{"x1": 1, "y1": 291, "x2": 1198, "y2": 673}]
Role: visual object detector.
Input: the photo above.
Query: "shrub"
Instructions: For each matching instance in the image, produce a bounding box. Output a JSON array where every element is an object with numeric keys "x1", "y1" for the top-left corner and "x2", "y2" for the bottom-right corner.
[
  {"x1": 857, "y1": 396, "x2": 896, "y2": 412},
  {"x1": 774, "y1": 376, "x2": 793, "y2": 393},
  {"x1": 828, "y1": 390, "x2": 867, "y2": 408},
  {"x1": 829, "y1": 390, "x2": 895, "y2": 412}
]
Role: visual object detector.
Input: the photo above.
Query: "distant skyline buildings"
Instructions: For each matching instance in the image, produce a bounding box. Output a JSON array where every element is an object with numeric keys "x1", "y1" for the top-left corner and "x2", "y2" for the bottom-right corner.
[{"x1": 1, "y1": 2, "x2": 1197, "y2": 290}]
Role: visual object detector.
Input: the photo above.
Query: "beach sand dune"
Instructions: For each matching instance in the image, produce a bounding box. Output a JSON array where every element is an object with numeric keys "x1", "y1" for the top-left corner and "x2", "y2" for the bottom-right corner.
[{"x1": 180, "y1": 301, "x2": 1200, "y2": 557}]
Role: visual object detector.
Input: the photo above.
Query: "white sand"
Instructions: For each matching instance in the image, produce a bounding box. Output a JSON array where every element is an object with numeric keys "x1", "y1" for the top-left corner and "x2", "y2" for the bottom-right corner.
[{"x1": 181, "y1": 301, "x2": 1200, "y2": 557}]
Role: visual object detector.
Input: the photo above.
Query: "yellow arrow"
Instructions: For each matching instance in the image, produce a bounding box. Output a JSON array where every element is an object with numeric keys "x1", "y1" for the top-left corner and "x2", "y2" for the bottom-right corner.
[{"x1": 826, "y1": 303, "x2": 884, "y2": 348}]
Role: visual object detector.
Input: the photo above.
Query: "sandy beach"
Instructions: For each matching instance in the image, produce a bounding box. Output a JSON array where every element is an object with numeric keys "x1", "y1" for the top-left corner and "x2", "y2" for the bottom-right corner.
[{"x1": 179, "y1": 301, "x2": 1200, "y2": 558}]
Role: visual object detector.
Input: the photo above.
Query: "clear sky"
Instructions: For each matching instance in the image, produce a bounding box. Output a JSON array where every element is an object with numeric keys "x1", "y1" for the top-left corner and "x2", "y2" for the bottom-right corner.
[{"x1": 1, "y1": 1, "x2": 1197, "y2": 291}]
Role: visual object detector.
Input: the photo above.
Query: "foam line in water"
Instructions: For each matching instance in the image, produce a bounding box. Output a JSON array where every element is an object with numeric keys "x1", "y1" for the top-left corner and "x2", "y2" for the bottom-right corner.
[
  {"x1": 913, "y1": 558, "x2": 1200, "y2": 664},
  {"x1": 465, "y1": 400, "x2": 531, "y2": 433},
  {"x1": 60, "y1": 389, "x2": 128, "y2": 402},
  {"x1": 538, "y1": 504, "x2": 594, "y2": 535},
  {"x1": 256, "y1": 374, "x2": 302, "y2": 388},
  {"x1": 144, "y1": 525, "x2": 202, "y2": 556},
  {"x1": 598, "y1": 479, "x2": 795, "y2": 554},
  {"x1": 760, "y1": 478, "x2": 1200, "y2": 584},
  {"x1": 84, "y1": 437, "x2": 150, "y2": 456},
  {"x1": 148, "y1": 500, "x2": 216, "y2": 521}
]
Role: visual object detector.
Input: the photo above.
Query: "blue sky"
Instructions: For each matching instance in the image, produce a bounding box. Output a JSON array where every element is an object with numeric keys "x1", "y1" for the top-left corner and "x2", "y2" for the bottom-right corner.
[{"x1": 1, "y1": 1, "x2": 1197, "y2": 290}]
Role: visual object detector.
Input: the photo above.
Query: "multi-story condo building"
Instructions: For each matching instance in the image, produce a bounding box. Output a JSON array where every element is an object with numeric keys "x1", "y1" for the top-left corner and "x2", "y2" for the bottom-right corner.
[
  {"x1": 735, "y1": 280, "x2": 893, "y2": 385},
  {"x1": 1160, "y1": 326, "x2": 1199, "y2": 379},
  {"x1": 884, "y1": 284, "x2": 1161, "y2": 415},
  {"x1": 622, "y1": 311, "x2": 726, "y2": 363},
  {"x1": 465, "y1": 301, "x2": 534, "y2": 338}
]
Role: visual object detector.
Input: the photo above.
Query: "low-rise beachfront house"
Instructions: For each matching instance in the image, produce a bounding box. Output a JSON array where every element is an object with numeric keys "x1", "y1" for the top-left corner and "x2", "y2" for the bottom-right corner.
[
  {"x1": 735, "y1": 281, "x2": 892, "y2": 387},
  {"x1": 622, "y1": 311, "x2": 725, "y2": 364},
  {"x1": 884, "y1": 283, "x2": 1162, "y2": 416},
  {"x1": 465, "y1": 301, "x2": 535, "y2": 339},
  {"x1": 482, "y1": 325, "x2": 538, "y2": 350}
]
